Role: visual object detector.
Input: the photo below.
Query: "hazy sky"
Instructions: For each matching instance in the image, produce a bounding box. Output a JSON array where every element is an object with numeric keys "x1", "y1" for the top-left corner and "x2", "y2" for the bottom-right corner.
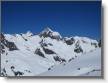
[{"x1": 1, "y1": 1, "x2": 101, "y2": 39}]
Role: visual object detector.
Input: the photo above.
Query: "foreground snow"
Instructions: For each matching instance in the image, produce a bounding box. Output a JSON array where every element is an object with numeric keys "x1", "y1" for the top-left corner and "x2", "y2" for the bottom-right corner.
[{"x1": 40, "y1": 48, "x2": 101, "y2": 76}]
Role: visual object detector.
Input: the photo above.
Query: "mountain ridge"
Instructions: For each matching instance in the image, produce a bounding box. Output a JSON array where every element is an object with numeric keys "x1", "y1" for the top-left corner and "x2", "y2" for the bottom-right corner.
[{"x1": 0, "y1": 27, "x2": 101, "y2": 76}]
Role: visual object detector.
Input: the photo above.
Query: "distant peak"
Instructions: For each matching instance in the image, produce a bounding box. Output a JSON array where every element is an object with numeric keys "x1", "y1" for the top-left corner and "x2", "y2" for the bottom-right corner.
[
  {"x1": 42, "y1": 27, "x2": 53, "y2": 33},
  {"x1": 26, "y1": 31, "x2": 32, "y2": 34},
  {"x1": 39, "y1": 27, "x2": 62, "y2": 40},
  {"x1": 25, "y1": 31, "x2": 33, "y2": 36}
]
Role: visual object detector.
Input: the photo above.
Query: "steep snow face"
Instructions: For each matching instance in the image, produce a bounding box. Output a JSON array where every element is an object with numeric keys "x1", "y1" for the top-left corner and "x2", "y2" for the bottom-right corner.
[{"x1": 1, "y1": 28, "x2": 101, "y2": 76}]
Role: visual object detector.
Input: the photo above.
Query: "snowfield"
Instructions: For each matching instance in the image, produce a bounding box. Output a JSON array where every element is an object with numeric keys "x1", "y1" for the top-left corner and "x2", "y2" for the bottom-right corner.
[
  {"x1": 1, "y1": 28, "x2": 101, "y2": 76},
  {"x1": 40, "y1": 48, "x2": 101, "y2": 76}
]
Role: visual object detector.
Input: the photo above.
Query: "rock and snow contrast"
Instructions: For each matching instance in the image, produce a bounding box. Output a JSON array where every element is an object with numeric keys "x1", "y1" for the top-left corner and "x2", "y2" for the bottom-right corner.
[
  {"x1": 40, "y1": 48, "x2": 101, "y2": 76},
  {"x1": 0, "y1": 27, "x2": 101, "y2": 76}
]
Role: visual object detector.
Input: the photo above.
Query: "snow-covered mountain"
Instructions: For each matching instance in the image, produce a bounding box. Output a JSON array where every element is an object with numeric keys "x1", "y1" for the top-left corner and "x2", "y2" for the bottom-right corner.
[
  {"x1": 40, "y1": 48, "x2": 101, "y2": 76},
  {"x1": 0, "y1": 27, "x2": 101, "y2": 76}
]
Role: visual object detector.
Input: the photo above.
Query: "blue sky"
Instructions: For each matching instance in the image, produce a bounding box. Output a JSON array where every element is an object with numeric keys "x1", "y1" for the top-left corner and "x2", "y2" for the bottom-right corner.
[{"x1": 1, "y1": 1, "x2": 101, "y2": 39}]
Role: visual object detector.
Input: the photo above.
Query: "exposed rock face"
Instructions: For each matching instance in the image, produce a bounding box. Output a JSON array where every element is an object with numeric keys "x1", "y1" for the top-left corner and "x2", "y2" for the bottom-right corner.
[
  {"x1": 39, "y1": 39, "x2": 53, "y2": 47},
  {"x1": 1, "y1": 68, "x2": 7, "y2": 76},
  {"x1": 39, "y1": 27, "x2": 62, "y2": 40},
  {"x1": 91, "y1": 42, "x2": 98, "y2": 48},
  {"x1": 53, "y1": 56, "x2": 66, "y2": 62},
  {"x1": 0, "y1": 33, "x2": 18, "y2": 54},
  {"x1": 0, "y1": 33, "x2": 7, "y2": 54},
  {"x1": 43, "y1": 47, "x2": 56, "y2": 54},
  {"x1": 39, "y1": 28, "x2": 50, "y2": 36},
  {"x1": 39, "y1": 39, "x2": 48, "y2": 47},
  {"x1": 64, "y1": 37, "x2": 75, "y2": 45},
  {"x1": 0, "y1": 33, "x2": 5, "y2": 41},
  {"x1": 98, "y1": 39, "x2": 101, "y2": 47},
  {"x1": 8, "y1": 41, "x2": 18, "y2": 51},
  {"x1": 10, "y1": 66, "x2": 24, "y2": 76},
  {"x1": 39, "y1": 39, "x2": 56, "y2": 55},
  {"x1": 2, "y1": 40, "x2": 18, "y2": 51},
  {"x1": 34, "y1": 48, "x2": 45, "y2": 58},
  {"x1": 74, "y1": 46, "x2": 83, "y2": 53},
  {"x1": 74, "y1": 41, "x2": 83, "y2": 53}
]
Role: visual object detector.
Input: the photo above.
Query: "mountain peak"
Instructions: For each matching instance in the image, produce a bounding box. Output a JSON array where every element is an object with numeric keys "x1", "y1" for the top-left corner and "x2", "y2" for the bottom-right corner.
[
  {"x1": 39, "y1": 27, "x2": 62, "y2": 40},
  {"x1": 26, "y1": 31, "x2": 33, "y2": 36},
  {"x1": 42, "y1": 27, "x2": 53, "y2": 33}
]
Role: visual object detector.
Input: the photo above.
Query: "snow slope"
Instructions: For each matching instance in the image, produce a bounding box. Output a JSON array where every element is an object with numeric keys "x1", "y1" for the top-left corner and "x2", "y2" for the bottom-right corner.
[
  {"x1": 40, "y1": 48, "x2": 101, "y2": 76},
  {"x1": 1, "y1": 28, "x2": 101, "y2": 76}
]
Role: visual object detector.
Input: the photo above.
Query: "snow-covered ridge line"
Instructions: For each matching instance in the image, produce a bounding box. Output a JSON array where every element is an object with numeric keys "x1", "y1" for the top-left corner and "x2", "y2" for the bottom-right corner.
[{"x1": 1, "y1": 27, "x2": 101, "y2": 76}]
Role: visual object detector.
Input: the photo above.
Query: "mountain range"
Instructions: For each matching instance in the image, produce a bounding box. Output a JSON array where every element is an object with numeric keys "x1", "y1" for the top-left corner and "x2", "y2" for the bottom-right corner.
[{"x1": 0, "y1": 27, "x2": 101, "y2": 76}]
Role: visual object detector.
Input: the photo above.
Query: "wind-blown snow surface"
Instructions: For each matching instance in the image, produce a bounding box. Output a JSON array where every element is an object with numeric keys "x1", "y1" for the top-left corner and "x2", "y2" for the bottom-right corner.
[{"x1": 1, "y1": 28, "x2": 101, "y2": 76}]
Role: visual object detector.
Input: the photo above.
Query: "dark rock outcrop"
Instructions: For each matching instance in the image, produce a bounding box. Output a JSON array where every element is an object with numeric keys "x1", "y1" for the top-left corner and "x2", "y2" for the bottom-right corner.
[
  {"x1": 74, "y1": 41, "x2": 83, "y2": 53},
  {"x1": 0, "y1": 33, "x2": 5, "y2": 41},
  {"x1": 0, "y1": 33, "x2": 18, "y2": 53},
  {"x1": 34, "y1": 48, "x2": 45, "y2": 58},
  {"x1": 39, "y1": 39, "x2": 53, "y2": 48},
  {"x1": 43, "y1": 47, "x2": 56, "y2": 54},
  {"x1": 91, "y1": 42, "x2": 98, "y2": 48},
  {"x1": 53, "y1": 56, "x2": 66, "y2": 62},
  {"x1": 11, "y1": 66, "x2": 24, "y2": 76},
  {"x1": 39, "y1": 28, "x2": 61, "y2": 40},
  {"x1": 64, "y1": 37, "x2": 75, "y2": 45},
  {"x1": 74, "y1": 46, "x2": 83, "y2": 53},
  {"x1": 7, "y1": 41, "x2": 18, "y2": 51},
  {"x1": 39, "y1": 39, "x2": 48, "y2": 47},
  {"x1": 98, "y1": 39, "x2": 101, "y2": 47},
  {"x1": 1, "y1": 68, "x2": 7, "y2": 76},
  {"x1": 53, "y1": 56, "x2": 61, "y2": 62}
]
